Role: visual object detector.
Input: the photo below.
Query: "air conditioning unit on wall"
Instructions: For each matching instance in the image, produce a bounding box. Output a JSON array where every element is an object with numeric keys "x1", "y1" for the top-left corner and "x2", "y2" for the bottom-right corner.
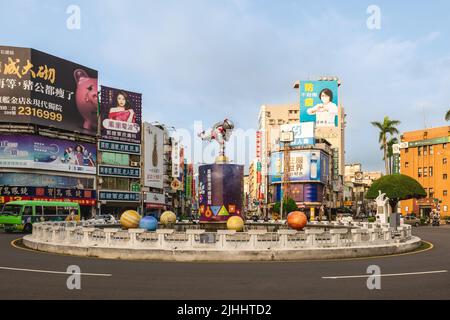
[{"x1": 130, "y1": 161, "x2": 139, "y2": 167}]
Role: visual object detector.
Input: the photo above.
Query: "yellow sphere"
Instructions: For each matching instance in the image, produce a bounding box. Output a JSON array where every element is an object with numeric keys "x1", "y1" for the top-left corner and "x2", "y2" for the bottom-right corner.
[
  {"x1": 227, "y1": 216, "x2": 244, "y2": 232},
  {"x1": 160, "y1": 211, "x2": 177, "y2": 226},
  {"x1": 120, "y1": 210, "x2": 141, "y2": 229}
]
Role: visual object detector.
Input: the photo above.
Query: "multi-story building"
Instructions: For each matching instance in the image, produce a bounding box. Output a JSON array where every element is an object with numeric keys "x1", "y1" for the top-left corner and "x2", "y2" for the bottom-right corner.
[
  {"x1": 258, "y1": 103, "x2": 300, "y2": 215},
  {"x1": 397, "y1": 126, "x2": 450, "y2": 218},
  {"x1": 97, "y1": 86, "x2": 142, "y2": 217},
  {"x1": 247, "y1": 159, "x2": 259, "y2": 211},
  {"x1": 0, "y1": 46, "x2": 98, "y2": 219},
  {"x1": 344, "y1": 163, "x2": 382, "y2": 212}
]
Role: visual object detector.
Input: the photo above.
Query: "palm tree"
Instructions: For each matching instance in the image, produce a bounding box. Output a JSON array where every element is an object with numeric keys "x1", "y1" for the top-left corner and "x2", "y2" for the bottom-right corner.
[
  {"x1": 446, "y1": 110, "x2": 450, "y2": 121},
  {"x1": 386, "y1": 137, "x2": 398, "y2": 174},
  {"x1": 371, "y1": 116, "x2": 401, "y2": 174}
]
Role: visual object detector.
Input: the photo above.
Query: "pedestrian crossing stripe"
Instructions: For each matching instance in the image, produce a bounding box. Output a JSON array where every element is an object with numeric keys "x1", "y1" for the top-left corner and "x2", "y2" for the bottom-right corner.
[
  {"x1": 211, "y1": 206, "x2": 221, "y2": 216},
  {"x1": 218, "y1": 205, "x2": 229, "y2": 216}
]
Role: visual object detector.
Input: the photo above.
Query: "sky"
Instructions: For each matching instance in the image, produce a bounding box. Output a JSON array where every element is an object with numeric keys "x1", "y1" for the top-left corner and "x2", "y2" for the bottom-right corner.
[{"x1": 1, "y1": 0, "x2": 450, "y2": 172}]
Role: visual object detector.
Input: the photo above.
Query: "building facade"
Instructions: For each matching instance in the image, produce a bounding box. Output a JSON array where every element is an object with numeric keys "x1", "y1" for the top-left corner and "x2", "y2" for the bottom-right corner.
[
  {"x1": 344, "y1": 163, "x2": 382, "y2": 212},
  {"x1": 397, "y1": 126, "x2": 450, "y2": 217},
  {"x1": 0, "y1": 46, "x2": 98, "y2": 219}
]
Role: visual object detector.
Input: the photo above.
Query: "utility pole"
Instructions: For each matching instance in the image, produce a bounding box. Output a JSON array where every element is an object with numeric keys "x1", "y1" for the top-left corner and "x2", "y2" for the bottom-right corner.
[{"x1": 280, "y1": 130, "x2": 294, "y2": 220}]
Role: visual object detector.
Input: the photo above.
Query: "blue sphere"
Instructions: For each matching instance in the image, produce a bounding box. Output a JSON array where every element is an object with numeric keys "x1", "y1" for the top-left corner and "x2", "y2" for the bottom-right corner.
[{"x1": 139, "y1": 216, "x2": 158, "y2": 231}]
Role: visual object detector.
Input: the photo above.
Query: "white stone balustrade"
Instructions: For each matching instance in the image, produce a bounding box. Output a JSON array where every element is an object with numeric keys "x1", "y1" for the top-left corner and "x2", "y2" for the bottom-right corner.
[{"x1": 27, "y1": 220, "x2": 414, "y2": 251}]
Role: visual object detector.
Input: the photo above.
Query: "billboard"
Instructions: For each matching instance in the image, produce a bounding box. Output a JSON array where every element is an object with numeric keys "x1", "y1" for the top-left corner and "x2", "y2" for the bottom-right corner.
[
  {"x1": 280, "y1": 122, "x2": 315, "y2": 147},
  {"x1": 269, "y1": 150, "x2": 329, "y2": 183},
  {"x1": 144, "y1": 123, "x2": 164, "y2": 189},
  {"x1": 0, "y1": 185, "x2": 96, "y2": 205},
  {"x1": 100, "y1": 86, "x2": 142, "y2": 144},
  {"x1": 271, "y1": 183, "x2": 324, "y2": 203},
  {"x1": 0, "y1": 172, "x2": 94, "y2": 189},
  {"x1": 0, "y1": 135, "x2": 96, "y2": 174},
  {"x1": 0, "y1": 46, "x2": 98, "y2": 135},
  {"x1": 300, "y1": 80, "x2": 338, "y2": 128},
  {"x1": 198, "y1": 164, "x2": 244, "y2": 222}
]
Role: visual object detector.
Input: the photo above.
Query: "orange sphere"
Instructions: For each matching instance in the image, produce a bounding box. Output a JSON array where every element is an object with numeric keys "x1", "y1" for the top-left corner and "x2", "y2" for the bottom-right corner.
[{"x1": 287, "y1": 211, "x2": 307, "y2": 230}]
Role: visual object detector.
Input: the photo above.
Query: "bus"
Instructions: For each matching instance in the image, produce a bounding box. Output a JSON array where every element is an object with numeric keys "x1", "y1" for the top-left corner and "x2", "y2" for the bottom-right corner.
[{"x1": 0, "y1": 200, "x2": 81, "y2": 233}]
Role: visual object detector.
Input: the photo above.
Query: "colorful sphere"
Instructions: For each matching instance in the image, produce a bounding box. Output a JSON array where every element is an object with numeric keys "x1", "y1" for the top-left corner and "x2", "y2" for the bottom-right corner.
[
  {"x1": 287, "y1": 211, "x2": 308, "y2": 230},
  {"x1": 227, "y1": 215, "x2": 244, "y2": 231},
  {"x1": 160, "y1": 211, "x2": 177, "y2": 226},
  {"x1": 139, "y1": 216, "x2": 158, "y2": 231},
  {"x1": 120, "y1": 210, "x2": 141, "y2": 229}
]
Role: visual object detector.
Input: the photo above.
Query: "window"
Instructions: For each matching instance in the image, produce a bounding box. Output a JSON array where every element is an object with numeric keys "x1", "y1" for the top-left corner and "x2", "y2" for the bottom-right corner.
[
  {"x1": 269, "y1": 119, "x2": 275, "y2": 125},
  {"x1": 35, "y1": 206, "x2": 44, "y2": 215},
  {"x1": 444, "y1": 158, "x2": 448, "y2": 164},
  {"x1": 418, "y1": 147, "x2": 422, "y2": 156},
  {"x1": 43, "y1": 206, "x2": 57, "y2": 216},
  {"x1": 443, "y1": 143, "x2": 447, "y2": 149},
  {"x1": 429, "y1": 166, "x2": 433, "y2": 177},
  {"x1": 418, "y1": 167, "x2": 422, "y2": 178},
  {"x1": 444, "y1": 174, "x2": 448, "y2": 180},
  {"x1": 405, "y1": 162, "x2": 409, "y2": 168},
  {"x1": 429, "y1": 145, "x2": 434, "y2": 155},
  {"x1": 266, "y1": 111, "x2": 271, "y2": 117},
  {"x1": 444, "y1": 205, "x2": 448, "y2": 212},
  {"x1": 423, "y1": 167, "x2": 428, "y2": 177},
  {"x1": 423, "y1": 146, "x2": 428, "y2": 156},
  {"x1": 429, "y1": 188, "x2": 434, "y2": 198},
  {"x1": 23, "y1": 206, "x2": 33, "y2": 216},
  {"x1": 444, "y1": 190, "x2": 448, "y2": 197},
  {"x1": 57, "y1": 206, "x2": 73, "y2": 216},
  {"x1": 405, "y1": 148, "x2": 409, "y2": 153}
]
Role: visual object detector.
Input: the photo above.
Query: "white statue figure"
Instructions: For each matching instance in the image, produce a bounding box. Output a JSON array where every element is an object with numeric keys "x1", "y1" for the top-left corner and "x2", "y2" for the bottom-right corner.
[
  {"x1": 375, "y1": 190, "x2": 389, "y2": 208},
  {"x1": 375, "y1": 190, "x2": 389, "y2": 224},
  {"x1": 198, "y1": 119, "x2": 235, "y2": 159}
]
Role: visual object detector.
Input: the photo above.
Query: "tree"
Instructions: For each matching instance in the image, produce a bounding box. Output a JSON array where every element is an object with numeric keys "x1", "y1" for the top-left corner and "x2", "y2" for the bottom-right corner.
[
  {"x1": 386, "y1": 136, "x2": 398, "y2": 174},
  {"x1": 272, "y1": 197, "x2": 298, "y2": 216},
  {"x1": 446, "y1": 110, "x2": 450, "y2": 121},
  {"x1": 371, "y1": 116, "x2": 401, "y2": 174},
  {"x1": 365, "y1": 174, "x2": 426, "y2": 214}
]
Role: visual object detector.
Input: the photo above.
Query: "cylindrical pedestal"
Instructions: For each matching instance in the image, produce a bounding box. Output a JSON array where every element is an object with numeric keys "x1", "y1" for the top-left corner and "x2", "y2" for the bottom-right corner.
[{"x1": 198, "y1": 163, "x2": 244, "y2": 222}]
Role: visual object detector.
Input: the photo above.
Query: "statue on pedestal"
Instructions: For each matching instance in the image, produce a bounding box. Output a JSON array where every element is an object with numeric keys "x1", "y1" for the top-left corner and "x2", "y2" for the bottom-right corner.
[
  {"x1": 375, "y1": 190, "x2": 389, "y2": 224},
  {"x1": 198, "y1": 119, "x2": 234, "y2": 163}
]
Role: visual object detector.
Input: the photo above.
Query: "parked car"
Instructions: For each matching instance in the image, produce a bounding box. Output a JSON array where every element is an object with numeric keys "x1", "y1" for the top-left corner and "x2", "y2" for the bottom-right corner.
[{"x1": 403, "y1": 214, "x2": 421, "y2": 227}]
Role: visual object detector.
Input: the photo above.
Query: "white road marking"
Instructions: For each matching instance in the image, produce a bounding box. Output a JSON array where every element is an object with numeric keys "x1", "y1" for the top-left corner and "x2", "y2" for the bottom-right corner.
[
  {"x1": 322, "y1": 270, "x2": 448, "y2": 279},
  {"x1": 0, "y1": 266, "x2": 112, "y2": 277}
]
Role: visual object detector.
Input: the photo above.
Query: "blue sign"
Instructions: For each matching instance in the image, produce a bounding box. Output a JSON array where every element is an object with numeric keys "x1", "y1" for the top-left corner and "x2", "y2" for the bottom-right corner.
[
  {"x1": 300, "y1": 80, "x2": 338, "y2": 128},
  {"x1": 98, "y1": 191, "x2": 140, "y2": 202},
  {"x1": 98, "y1": 140, "x2": 141, "y2": 155},
  {"x1": 98, "y1": 165, "x2": 141, "y2": 178}
]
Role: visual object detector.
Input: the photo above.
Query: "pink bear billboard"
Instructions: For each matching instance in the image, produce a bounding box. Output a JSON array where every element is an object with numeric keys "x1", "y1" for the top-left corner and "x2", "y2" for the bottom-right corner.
[{"x1": 0, "y1": 45, "x2": 98, "y2": 136}]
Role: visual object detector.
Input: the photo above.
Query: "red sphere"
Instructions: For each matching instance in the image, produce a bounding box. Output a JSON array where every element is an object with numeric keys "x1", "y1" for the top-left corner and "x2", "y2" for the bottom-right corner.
[{"x1": 287, "y1": 211, "x2": 308, "y2": 230}]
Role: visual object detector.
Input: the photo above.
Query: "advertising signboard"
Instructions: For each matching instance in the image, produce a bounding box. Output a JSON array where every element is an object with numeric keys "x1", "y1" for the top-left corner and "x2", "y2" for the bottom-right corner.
[
  {"x1": 280, "y1": 122, "x2": 315, "y2": 147},
  {"x1": 98, "y1": 165, "x2": 140, "y2": 178},
  {"x1": 270, "y1": 150, "x2": 329, "y2": 183},
  {"x1": 0, "y1": 185, "x2": 96, "y2": 205},
  {"x1": 98, "y1": 191, "x2": 140, "y2": 202},
  {"x1": 98, "y1": 140, "x2": 141, "y2": 155},
  {"x1": 144, "y1": 123, "x2": 164, "y2": 189},
  {"x1": 0, "y1": 135, "x2": 96, "y2": 174},
  {"x1": 300, "y1": 80, "x2": 338, "y2": 128},
  {"x1": 198, "y1": 164, "x2": 244, "y2": 222},
  {"x1": 0, "y1": 46, "x2": 98, "y2": 135},
  {"x1": 100, "y1": 86, "x2": 142, "y2": 144},
  {"x1": 0, "y1": 172, "x2": 94, "y2": 189}
]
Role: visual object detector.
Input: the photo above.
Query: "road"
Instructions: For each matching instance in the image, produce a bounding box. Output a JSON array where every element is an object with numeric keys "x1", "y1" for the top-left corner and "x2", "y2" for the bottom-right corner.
[{"x1": 0, "y1": 226, "x2": 449, "y2": 300}]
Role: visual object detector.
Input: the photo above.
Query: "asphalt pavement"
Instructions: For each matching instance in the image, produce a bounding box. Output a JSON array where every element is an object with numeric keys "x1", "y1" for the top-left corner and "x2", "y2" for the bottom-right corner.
[{"x1": 0, "y1": 226, "x2": 449, "y2": 300}]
